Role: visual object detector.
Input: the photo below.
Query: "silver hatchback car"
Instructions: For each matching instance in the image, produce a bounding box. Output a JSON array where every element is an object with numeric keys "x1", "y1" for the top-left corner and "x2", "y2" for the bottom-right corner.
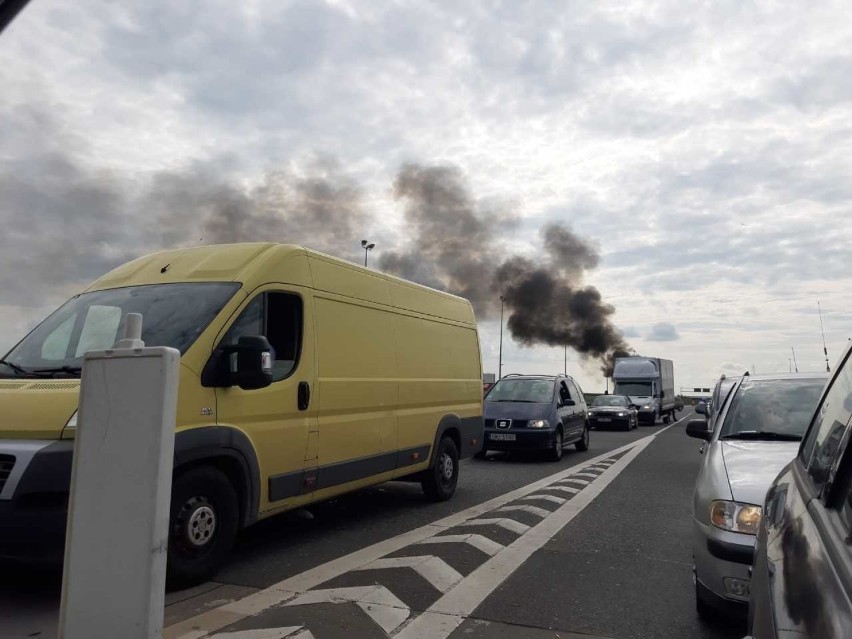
[{"x1": 686, "y1": 372, "x2": 828, "y2": 621}]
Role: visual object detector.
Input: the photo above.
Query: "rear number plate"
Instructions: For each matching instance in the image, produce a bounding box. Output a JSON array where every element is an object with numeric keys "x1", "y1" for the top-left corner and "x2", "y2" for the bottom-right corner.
[{"x1": 490, "y1": 433, "x2": 516, "y2": 441}]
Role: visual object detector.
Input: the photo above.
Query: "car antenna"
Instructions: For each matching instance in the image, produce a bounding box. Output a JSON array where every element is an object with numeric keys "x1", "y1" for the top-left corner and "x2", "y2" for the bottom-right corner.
[{"x1": 818, "y1": 300, "x2": 830, "y2": 372}]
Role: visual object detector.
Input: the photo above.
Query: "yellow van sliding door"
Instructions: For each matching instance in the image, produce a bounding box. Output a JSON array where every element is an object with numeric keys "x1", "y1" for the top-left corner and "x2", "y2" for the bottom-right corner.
[{"x1": 213, "y1": 285, "x2": 318, "y2": 514}]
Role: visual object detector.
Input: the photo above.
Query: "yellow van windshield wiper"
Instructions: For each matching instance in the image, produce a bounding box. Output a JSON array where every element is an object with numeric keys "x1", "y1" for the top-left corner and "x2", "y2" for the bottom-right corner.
[
  {"x1": 0, "y1": 359, "x2": 28, "y2": 375},
  {"x1": 28, "y1": 366, "x2": 83, "y2": 378}
]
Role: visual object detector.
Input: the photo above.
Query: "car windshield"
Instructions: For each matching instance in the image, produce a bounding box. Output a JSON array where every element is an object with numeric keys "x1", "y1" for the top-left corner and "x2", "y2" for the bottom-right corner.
[
  {"x1": 486, "y1": 379, "x2": 554, "y2": 403},
  {"x1": 2, "y1": 283, "x2": 240, "y2": 377},
  {"x1": 720, "y1": 378, "x2": 827, "y2": 440},
  {"x1": 614, "y1": 382, "x2": 652, "y2": 396},
  {"x1": 593, "y1": 396, "x2": 627, "y2": 407}
]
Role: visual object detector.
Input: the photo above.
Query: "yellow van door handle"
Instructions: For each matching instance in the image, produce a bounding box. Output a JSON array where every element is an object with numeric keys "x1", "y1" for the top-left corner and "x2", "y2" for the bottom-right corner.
[{"x1": 298, "y1": 381, "x2": 311, "y2": 411}]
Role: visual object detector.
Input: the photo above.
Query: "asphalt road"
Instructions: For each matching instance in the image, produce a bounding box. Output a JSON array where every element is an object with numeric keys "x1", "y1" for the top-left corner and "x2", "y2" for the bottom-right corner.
[{"x1": 1, "y1": 411, "x2": 747, "y2": 639}]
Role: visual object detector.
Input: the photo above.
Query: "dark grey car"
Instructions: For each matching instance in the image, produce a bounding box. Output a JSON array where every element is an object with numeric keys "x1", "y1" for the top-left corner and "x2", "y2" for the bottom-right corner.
[
  {"x1": 748, "y1": 343, "x2": 852, "y2": 638},
  {"x1": 481, "y1": 375, "x2": 590, "y2": 461}
]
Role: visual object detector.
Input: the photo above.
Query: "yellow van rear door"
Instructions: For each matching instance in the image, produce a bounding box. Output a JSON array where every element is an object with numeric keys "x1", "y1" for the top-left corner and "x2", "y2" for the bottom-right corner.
[{"x1": 213, "y1": 285, "x2": 318, "y2": 514}]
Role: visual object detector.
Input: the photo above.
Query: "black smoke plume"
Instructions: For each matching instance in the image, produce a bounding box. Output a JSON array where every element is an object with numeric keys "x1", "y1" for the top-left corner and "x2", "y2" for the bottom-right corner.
[{"x1": 380, "y1": 164, "x2": 629, "y2": 374}]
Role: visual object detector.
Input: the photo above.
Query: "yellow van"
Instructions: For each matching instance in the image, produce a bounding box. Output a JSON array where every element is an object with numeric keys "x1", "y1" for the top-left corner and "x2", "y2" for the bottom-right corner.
[{"x1": 0, "y1": 243, "x2": 483, "y2": 584}]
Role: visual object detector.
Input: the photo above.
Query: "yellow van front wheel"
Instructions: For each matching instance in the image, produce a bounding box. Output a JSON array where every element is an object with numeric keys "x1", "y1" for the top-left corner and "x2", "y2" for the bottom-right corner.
[
  {"x1": 167, "y1": 466, "x2": 239, "y2": 588},
  {"x1": 422, "y1": 436, "x2": 459, "y2": 502}
]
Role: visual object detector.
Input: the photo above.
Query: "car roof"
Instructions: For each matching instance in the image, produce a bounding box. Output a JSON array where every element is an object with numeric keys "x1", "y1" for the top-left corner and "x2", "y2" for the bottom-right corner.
[{"x1": 738, "y1": 372, "x2": 829, "y2": 382}]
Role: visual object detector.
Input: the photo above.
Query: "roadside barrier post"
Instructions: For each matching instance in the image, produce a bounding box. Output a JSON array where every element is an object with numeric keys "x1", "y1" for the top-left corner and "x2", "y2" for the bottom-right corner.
[{"x1": 58, "y1": 313, "x2": 179, "y2": 639}]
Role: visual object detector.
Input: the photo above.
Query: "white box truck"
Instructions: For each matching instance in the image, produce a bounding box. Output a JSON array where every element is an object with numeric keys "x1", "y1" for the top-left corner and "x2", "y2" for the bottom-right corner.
[{"x1": 612, "y1": 356, "x2": 675, "y2": 425}]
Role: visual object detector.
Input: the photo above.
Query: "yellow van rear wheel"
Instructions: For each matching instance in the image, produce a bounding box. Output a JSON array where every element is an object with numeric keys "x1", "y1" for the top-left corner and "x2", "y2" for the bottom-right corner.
[
  {"x1": 422, "y1": 436, "x2": 459, "y2": 502},
  {"x1": 167, "y1": 466, "x2": 239, "y2": 588}
]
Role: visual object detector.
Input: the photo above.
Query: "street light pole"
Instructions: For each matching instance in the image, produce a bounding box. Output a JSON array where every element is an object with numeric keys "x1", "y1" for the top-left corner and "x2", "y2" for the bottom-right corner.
[
  {"x1": 498, "y1": 296, "x2": 504, "y2": 380},
  {"x1": 361, "y1": 239, "x2": 375, "y2": 267},
  {"x1": 563, "y1": 345, "x2": 567, "y2": 375}
]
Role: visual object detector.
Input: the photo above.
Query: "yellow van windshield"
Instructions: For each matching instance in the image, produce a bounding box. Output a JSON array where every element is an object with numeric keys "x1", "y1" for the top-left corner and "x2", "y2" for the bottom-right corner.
[{"x1": 2, "y1": 282, "x2": 239, "y2": 377}]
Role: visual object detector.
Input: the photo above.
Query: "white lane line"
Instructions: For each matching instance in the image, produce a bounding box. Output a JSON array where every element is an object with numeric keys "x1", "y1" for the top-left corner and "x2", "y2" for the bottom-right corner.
[
  {"x1": 357, "y1": 556, "x2": 464, "y2": 593},
  {"x1": 395, "y1": 438, "x2": 655, "y2": 639},
  {"x1": 209, "y1": 628, "x2": 306, "y2": 639},
  {"x1": 518, "y1": 494, "x2": 565, "y2": 505},
  {"x1": 494, "y1": 504, "x2": 551, "y2": 518},
  {"x1": 167, "y1": 436, "x2": 651, "y2": 639},
  {"x1": 459, "y1": 518, "x2": 530, "y2": 534},
  {"x1": 290, "y1": 631, "x2": 315, "y2": 639},
  {"x1": 284, "y1": 585, "x2": 409, "y2": 635},
  {"x1": 415, "y1": 533, "x2": 504, "y2": 556}
]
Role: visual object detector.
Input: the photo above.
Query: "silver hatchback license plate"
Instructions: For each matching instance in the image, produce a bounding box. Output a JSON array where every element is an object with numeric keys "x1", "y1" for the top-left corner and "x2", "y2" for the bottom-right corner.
[{"x1": 490, "y1": 433, "x2": 516, "y2": 441}]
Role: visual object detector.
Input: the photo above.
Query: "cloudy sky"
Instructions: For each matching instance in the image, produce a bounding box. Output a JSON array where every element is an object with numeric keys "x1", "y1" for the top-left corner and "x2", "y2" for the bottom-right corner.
[{"x1": 2, "y1": 0, "x2": 851, "y2": 392}]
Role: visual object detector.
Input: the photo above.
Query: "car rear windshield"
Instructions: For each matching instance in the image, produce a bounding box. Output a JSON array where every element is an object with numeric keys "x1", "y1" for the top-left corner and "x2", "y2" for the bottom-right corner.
[
  {"x1": 2, "y1": 282, "x2": 240, "y2": 376},
  {"x1": 720, "y1": 378, "x2": 827, "y2": 439},
  {"x1": 486, "y1": 378, "x2": 554, "y2": 403}
]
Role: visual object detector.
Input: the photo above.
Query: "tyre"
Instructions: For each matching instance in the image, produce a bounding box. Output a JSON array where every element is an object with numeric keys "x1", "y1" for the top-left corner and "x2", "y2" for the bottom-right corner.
[
  {"x1": 422, "y1": 436, "x2": 459, "y2": 501},
  {"x1": 663, "y1": 413, "x2": 670, "y2": 424},
  {"x1": 623, "y1": 419, "x2": 631, "y2": 432},
  {"x1": 548, "y1": 428, "x2": 564, "y2": 461},
  {"x1": 575, "y1": 424, "x2": 589, "y2": 451},
  {"x1": 168, "y1": 466, "x2": 239, "y2": 588}
]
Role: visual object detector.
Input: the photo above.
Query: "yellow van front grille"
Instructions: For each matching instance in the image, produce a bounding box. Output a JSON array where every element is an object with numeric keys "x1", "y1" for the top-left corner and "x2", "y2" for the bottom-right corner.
[
  {"x1": 0, "y1": 381, "x2": 80, "y2": 391},
  {"x1": 0, "y1": 382, "x2": 30, "y2": 390}
]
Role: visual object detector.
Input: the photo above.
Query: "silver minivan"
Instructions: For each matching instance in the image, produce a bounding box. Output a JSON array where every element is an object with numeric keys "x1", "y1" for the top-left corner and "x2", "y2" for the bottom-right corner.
[{"x1": 686, "y1": 372, "x2": 828, "y2": 620}]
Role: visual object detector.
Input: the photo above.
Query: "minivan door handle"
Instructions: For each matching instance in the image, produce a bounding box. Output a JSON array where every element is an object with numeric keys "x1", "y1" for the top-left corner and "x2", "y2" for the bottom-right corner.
[{"x1": 298, "y1": 382, "x2": 311, "y2": 411}]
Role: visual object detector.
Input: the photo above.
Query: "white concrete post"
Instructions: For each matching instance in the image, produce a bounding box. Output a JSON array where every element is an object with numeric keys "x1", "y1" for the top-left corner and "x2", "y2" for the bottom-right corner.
[{"x1": 59, "y1": 313, "x2": 180, "y2": 639}]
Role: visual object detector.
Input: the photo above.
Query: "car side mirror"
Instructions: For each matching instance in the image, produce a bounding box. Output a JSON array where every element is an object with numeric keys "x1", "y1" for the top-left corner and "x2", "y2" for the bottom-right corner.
[
  {"x1": 564, "y1": 399, "x2": 576, "y2": 406},
  {"x1": 686, "y1": 419, "x2": 712, "y2": 441},
  {"x1": 695, "y1": 402, "x2": 707, "y2": 415},
  {"x1": 213, "y1": 335, "x2": 274, "y2": 390}
]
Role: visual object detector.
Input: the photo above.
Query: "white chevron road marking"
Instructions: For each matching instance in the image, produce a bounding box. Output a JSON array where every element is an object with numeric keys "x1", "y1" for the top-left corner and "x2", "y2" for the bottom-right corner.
[
  {"x1": 209, "y1": 627, "x2": 309, "y2": 639},
  {"x1": 461, "y1": 518, "x2": 530, "y2": 534},
  {"x1": 518, "y1": 494, "x2": 566, "y2": 505},
  {"x1": 357, "y1": 555, "x2": 464, "y2": 593},
  {"x1": 166, "y1": 420, "x2": 694, "y2": 639},
  {"x1": 494, "y1": 504, "x2": 551, "y2": 518},
  {"x1": 561, "y1": 477, "x2": 590, "y2": 486},
  {"x1": 571, "y1": 472, "x2": 599, "y2": 479},
  {"x1": 284, "y1": 585, "x2": 409, "y2": 634},
  {"x1": 396, "y1": 438, "x2": 658, "y2": 639},
  {"x1": 541, "y1": 484, "x2": 580, "y2": 495},
  {"x1": 417, "y1": 533, "x2": 504, "y2": 556}
]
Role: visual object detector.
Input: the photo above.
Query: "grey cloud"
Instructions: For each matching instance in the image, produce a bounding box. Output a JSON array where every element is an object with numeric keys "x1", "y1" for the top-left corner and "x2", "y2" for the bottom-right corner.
[{"x1": 647, "y1": 322, "x2": 680, "y2": 342}]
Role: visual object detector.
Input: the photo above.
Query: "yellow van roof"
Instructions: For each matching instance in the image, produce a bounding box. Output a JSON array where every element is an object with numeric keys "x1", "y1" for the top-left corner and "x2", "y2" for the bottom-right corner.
[{"x1": 86, "y1": 243, "x2": 476, "y2": 325}]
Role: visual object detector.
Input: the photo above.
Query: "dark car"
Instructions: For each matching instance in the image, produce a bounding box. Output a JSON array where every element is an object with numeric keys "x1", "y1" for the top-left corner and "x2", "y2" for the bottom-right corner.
[
  {"x1": 588, "y1": 394, "x2": 637, "y2": 430},
  {"x1": 748, "y1": 344, "x2": 852, "y2": 638},
  {"x1": 481, "y1": 374, "x2": 590, "y2": 461}
]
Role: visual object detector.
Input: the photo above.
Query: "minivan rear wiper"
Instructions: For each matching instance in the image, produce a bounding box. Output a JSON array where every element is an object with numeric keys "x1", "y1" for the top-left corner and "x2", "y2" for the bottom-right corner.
[
  {"x1": 28, "y1": 366, "x2": 83, "y2": 378},
  {"x1": 0, "y1": 359, "x2": 28, "y2": 375},
  {"x1": 721, "y1": 431, "x2": 802, "y2": 442}
]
